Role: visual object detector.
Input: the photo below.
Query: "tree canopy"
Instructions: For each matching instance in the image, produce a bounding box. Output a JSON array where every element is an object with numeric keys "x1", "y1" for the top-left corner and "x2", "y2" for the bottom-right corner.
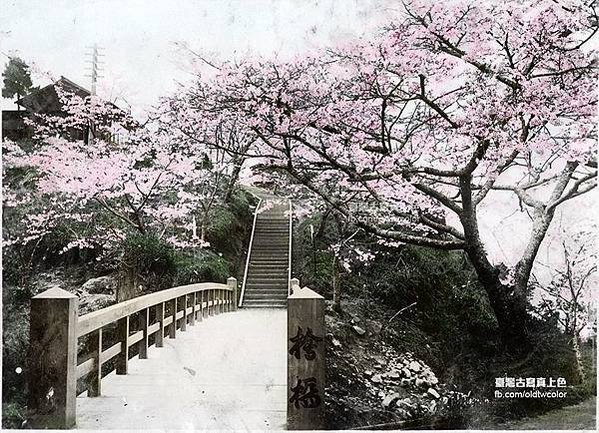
[
  {"x1": 2, "y1": 56, "x2": 34, "y2": 102},
  {"x1": 162, "y1": 0, "x2": 598, "y2": 338}
]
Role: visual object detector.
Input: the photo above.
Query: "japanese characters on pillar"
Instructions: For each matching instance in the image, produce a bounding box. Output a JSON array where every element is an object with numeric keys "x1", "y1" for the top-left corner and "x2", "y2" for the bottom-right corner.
[{"x1": 287, "y1": 285, "x2": 325, "y2": 430}]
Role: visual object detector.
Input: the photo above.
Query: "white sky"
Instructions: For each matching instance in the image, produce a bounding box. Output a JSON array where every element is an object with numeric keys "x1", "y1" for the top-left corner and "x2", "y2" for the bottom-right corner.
[{"x1": 0, "y1": 0, "x2": 390, "y2": 112}]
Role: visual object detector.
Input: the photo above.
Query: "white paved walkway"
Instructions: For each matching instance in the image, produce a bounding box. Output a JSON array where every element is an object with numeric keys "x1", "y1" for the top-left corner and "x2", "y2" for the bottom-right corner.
[{"x1": 76, "y1": 309, "x2": 287, "y2": 430}]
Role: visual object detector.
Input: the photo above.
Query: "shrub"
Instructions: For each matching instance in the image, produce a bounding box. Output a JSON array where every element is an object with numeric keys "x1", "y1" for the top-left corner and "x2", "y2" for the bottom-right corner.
[
  {"x1": 174, "y1": 251, "x2": 231, "y2": 285},
  {"x1": 227, "y1": 188, "x2": 253, "y2": 222},
  {"x1": 205, "y1": 189, "x2": 256, "y2": 262},
  {"x1": 2, "y1": 402, "x2": 27, "y2": 429},
  {"x1": 205, "y1": 208, "x2": 236, "y2": 252},
  {"x1": 1, "y1": 291, "x2": 29, "y2": 429},
  {"x1": 120, "y1": 233, "x2": 178, "y2": 293},
  {"x1": 293, "y1": 214, "x2": 340, "y2": 298},
  {"x1": 300, "y1": 250, "x2": 336, "y2": 298}
]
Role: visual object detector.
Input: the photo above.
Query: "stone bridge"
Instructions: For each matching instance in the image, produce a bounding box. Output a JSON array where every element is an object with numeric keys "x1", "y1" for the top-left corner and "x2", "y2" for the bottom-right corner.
[{"x1": 27, "y1": 198, "x2": 326, "y2": 430}]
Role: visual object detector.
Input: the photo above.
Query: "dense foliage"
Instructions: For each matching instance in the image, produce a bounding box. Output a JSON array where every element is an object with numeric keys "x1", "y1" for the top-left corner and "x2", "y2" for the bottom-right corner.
[
  {"x1": 293, "y1": 211, "x2": 595, "y2": 429},
  {"x1": 164, "y1": 0, "x2": 597, "y2": 342}
]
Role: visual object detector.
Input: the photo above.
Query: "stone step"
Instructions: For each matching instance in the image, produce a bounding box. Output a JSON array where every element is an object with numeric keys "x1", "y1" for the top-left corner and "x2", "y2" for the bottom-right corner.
[
  {"x1": 247, "y1": 276, "x2": 287, "y2": 283},
  {"x1": 245, "y1": 282, "x2": 287, "y2": 293},
  {"x1": 254, "y1": 224, "x2": 288, "y2": 228},
  {"x1": 244, "y1": 293, "x2": 288, "y2": 300},
  {"x1": 246, "y1": 283, "x2": 287, "y2": 291},
  {"x1": 250, "y1": 260, "x2": 288, "y2": 265},
  {"x1": 249, "y1": 261, "x2": 289, "y2": 272},
  {"x1": 257, "y1": 219, "x2": 287, "y2": 223},
  {"x1": 252, "y1": 238, "x2": 289, "y2": 248},
  {"x1": 246, "y1": 278, "x2": 286, "y2": 284},
  {"x1": 249, "y1": 265, "x2": 288, "y2": 270},
  {"x1": 254, "y1": 226, "x2": 288, "y2": 229},
  {"x1": 252, "y1": 245, "x2": 288, "y2": 249},
  {"x1": 249, "y1": 266, "x2": 288, "y2": 271},
  {"x1": 252, "y1": 246, "x2": 289, "y2": 250},
  {"x1": 242, "y1": 301, "x2": 287, "y2": 308},
  {"x1": 247, "y1": 272, "x2": 287, "y2": 277},
  {"x1": 250, "y1": 259, "x2": 289, "y2": 265},
  {"x1": 251, "y1": 253, "x2": 288, "y2": 258},
  {"x1": 253, "y1": 232, "x2": 288, "y2": 236},
  {"x1": 255, "y1": 226, "x2": 288, "y2": 230},
  {"x1": 255, "y1": 219, "x2": 288, "y2": 222},
  {"x1": 248, "y1": 272, "x2": 287, "y2": 276},
  {"x1": 251, "y1": 250, "x2": 288, "y2": 255},
  {"x1": 247, "y1": 273, "x2": 287, "y2": 280},
  {"x1": 255, "y1": 220, "x2": 288, "y2": 224},
  {"x1": 244, "y1": 288, "x2": 288, "y2": 295},
  {"x1": 250, "y1": 264, "x2": 287, "y2": 269},
  {"x1": 258, "y1": 224, "x2": 287, "y2": 227},
  {"x1": 253, "y1": 230, "x2": 288, "y2": 234},
  {"x1": 254, "y1": 225, "x2": 288, "y2": 228},
  {"x1": 254, "y1": 236, "x2": 287, "y2": 240}
]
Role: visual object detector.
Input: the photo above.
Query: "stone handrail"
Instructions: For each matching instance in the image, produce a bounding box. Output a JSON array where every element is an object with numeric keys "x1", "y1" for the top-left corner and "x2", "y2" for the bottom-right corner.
[
  {"x1": 29, "y1": 278, "x2": 238, "y2": 429},
  {"x1": 287, "y1": 199, "x2": 293, "y2": 296},
  {"x1": 239, "y1": 198, "x2": 262, "y2": 307}
]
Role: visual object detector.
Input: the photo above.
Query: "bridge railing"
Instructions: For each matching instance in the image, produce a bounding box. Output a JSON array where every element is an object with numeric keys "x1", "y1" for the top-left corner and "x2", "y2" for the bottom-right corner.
[{"x1": 28, "y1": 277, "x2": 238, "y2": 429}]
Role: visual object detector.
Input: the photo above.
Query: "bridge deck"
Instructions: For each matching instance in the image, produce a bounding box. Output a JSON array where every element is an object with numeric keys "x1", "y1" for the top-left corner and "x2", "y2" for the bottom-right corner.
[{"x1": 76, "y1": 309, "x2": 287, "y2": 430}]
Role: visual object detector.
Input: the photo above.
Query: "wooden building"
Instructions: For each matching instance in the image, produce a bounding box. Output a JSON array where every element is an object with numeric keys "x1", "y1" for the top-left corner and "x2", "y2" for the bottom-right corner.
[{"x1": 2, "y1": 76, "x2": 106, "y2": 143}]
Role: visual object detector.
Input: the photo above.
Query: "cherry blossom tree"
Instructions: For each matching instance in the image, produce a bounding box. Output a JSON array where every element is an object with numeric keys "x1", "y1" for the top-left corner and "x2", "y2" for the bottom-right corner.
[
  {"x1": 155, "y1": 88, "x2": 257, "y2": 203},
  {"x1": 532, "y1": 225, "x2": 596, "y2": 380},
  {"x1": 168, "y1": 0, "x2": 597, "y2": 339},
  {"x1": 2, "y1": 83, "x2": 226, "y2": 260}
]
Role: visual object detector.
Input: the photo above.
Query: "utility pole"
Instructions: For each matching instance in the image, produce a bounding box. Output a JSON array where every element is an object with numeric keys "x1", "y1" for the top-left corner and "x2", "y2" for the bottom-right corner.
[
  {"x1": 84, "y1": 44, "x2": 104, "y2": 144},
  {"x1": 85, "y1": 43, "x2": 104, "y2": 95}
]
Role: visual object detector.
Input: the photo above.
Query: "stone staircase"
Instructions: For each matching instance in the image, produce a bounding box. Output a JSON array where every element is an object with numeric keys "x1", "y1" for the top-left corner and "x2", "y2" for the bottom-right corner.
[{"x1": 241, "y1": 200, "x2": 290, "y2": 308}]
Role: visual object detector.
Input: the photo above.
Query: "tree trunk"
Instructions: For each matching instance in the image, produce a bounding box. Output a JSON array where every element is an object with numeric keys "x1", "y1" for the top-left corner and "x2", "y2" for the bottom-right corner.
[
  {"x1": 513, "y1": 209, "x2": 554, "y2": 296},
  {"x1": 459, "y1": 174, "x2": 528, "y2": 345},
  {"x1": 118, "y1": 266, "x2": 139, "y2": 302},
  {"x1": 332, "y1": 255, "x2": 343, "y2": 313},
  {"x1": 570, "y1": 334, "x2": 585, "y2": 384},
  {"x1": 224, "y1": 159, "x2": 243, "y2": 202},
  {"x1": 315, "y1": 208, "x2": 331, "y2": 240}
]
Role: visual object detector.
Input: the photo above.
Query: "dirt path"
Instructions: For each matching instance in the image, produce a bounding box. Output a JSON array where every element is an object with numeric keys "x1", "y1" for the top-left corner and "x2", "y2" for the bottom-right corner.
[{"x1": 499, "y1": 397, "x2": 596, "y2": 430}]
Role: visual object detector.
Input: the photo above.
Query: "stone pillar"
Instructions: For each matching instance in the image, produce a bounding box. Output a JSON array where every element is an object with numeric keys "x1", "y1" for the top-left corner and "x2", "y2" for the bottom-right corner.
[
  {"x1": 29, "y1": 287, "x2": 78, "y2": 429},
  {"x1": 227, "y1": 277, "x2": 238, "y2": 311},
  {"x1": 290, "y1": 278, "x2": 300, "y2": 295},
  {"x1": 287, "y1": 285, "x2": 325, "y2": 430}
]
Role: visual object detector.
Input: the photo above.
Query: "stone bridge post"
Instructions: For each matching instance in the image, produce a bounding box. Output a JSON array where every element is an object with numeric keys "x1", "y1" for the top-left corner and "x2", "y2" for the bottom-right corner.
[
  {"x1": 227, "y1": 277, "x2": 238, "y2": 311},
  {"x1": 287, "y1": 284, "x2": 325, "y2": 430},
  {"x1": 29, "y1": 287, "x2": 78, "y2": 429}
]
